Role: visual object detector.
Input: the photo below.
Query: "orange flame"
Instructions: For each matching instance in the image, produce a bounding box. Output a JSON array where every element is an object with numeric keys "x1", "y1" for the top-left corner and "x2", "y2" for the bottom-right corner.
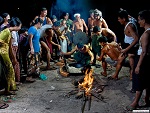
[{"x1": 79, "y1": 68, "x2": 94, "y2": 95}]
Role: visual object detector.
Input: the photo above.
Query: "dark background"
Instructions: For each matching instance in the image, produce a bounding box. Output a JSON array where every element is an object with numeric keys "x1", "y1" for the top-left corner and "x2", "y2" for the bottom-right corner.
[{"x1": 0, "y1": 0, "x2": 149, "y2": 43}]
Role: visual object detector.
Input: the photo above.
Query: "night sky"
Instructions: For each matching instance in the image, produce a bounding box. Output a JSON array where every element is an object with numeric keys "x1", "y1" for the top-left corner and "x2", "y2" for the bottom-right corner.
[{"x1": 0, "y1": 0, "x2": 149, "y2": 43}]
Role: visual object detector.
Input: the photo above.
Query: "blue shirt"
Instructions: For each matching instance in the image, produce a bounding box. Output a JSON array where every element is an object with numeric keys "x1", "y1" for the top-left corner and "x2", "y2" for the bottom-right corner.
[{"x1": 28, "y1": 26, "x2": 40, "y2": 52}]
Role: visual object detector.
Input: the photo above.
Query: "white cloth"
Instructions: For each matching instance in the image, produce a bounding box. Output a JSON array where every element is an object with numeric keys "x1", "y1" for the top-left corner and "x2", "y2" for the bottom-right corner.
[
  {"x1": 60, "y1": 38, "x2": 67, "y2": 53},
  {"x1": 11, "y1": 31, "x2": 19, "y2": 46},
  {"x1": 124, "y1": 22, "x2": 138, "y2": 44}
]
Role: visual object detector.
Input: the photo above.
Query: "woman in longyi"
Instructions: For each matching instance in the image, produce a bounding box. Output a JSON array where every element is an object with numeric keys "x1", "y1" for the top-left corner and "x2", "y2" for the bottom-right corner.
[{"x1": 0, "y1": 17, "x2": 22, "y2": 95}]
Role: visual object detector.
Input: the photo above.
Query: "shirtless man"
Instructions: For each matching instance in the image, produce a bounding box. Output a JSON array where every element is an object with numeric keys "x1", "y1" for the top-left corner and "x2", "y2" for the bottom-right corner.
[
  {"x1": 101, "y1": 28, "x2": 117, "y2": 42},
  {"x1": 93, "y1": 9, "x2": 116, "y2": 42},
  {"x1": 31, "y1": 7, "x2": 53, "y2": 26},
  {"x1": 97, "y1": 36, "x2": 122, "y2": 77},
  {"x1": 88, "y1": 9, "x2": 95, "y2": 37},
  {"x1": 109, "y1": 9, "x2": 139, "y2": 80},
  {"x1": 72, "y1": 13, "x2": 88, "y2": 34},
  {"x1": 93, "y1": 9, "x2": 108, "y2": 32}
]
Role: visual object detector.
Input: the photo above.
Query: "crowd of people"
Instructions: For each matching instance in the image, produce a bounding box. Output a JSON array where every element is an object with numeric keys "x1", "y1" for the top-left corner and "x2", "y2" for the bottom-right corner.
[{"x1": 0, "y1": 6, "x2": 150, "y2": 111}]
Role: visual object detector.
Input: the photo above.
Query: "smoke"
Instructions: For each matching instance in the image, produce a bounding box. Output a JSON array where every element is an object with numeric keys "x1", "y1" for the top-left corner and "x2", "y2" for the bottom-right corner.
[{"x1": 51, "y1": 0, "x2": 91, "y2": 23}]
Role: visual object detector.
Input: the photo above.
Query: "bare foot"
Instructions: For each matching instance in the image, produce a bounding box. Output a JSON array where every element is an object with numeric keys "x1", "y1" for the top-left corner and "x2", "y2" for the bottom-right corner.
[
  {"x1": 108, "y1": 76, "x2": 119, "y2": 80},
  {"x1": 26, "y1": 77, "x2": 36, "y2": 83},
  {"x1": 130, "y1": 77, "x2": 132, "y2": 81},
  {"x1": 39, "y1": 61, "x2": 43, "y2": 66},
  {"x1": 46, "y1": 66, "x2": 57, "y2": 70},
  {"x1": 16, "y1": 82, "x2": 22, "y2": 86},
  {"x1": 67, "y1": 58, "x2": 76, "y2": 62},
  {"x1": 55, "y1": 62, "x2": 64, "y2": 66},
  {"x1": 101, "y1": 72, "x2": 107, "y2": 77}
]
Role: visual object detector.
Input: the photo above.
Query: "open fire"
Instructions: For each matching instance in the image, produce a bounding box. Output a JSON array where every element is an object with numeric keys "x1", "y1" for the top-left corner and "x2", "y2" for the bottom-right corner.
[
  {"x1": 59, "y1": 60, "x2": 108, "y2": 112},
  {"x1": 67, "y1": 66, "x2": 107, "y2": 113},
  {"x1": 78, "y1": 68, "x2": 94, "y2": 96}
]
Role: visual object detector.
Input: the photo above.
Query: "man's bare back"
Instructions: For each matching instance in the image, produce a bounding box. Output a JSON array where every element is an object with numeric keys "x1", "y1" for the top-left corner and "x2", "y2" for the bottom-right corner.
[
  {"x1": 101, "y1": 28, "x2": 117, "y2": 42},
  {"x1": 102, "y1": 42, "x2": 121, "y2": 61},
  {"x1": 97, "y1": 39, "x2": 122, "y2": 62},
  {"x1": 97, "y1": 36, "x2": 122, "y2": 77}
]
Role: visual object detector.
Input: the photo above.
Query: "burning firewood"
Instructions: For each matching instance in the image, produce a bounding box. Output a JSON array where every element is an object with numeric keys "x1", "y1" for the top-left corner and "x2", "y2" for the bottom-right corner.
[
  {"x1": 67, "y1": 65, "x2": 107, "y2": 113},
  {"x1": 75, "y1": 91, "x2": 84, "y2": 99},
  {"x1": 78, "y1": 68, "x2": 94, "y2": 95}
]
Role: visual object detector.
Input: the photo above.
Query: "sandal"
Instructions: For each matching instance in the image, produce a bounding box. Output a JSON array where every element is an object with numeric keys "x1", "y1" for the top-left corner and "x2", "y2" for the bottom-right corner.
[
  {"x1": 4, "y1": 91, "x2": 16, "y2": 96},
  {"x1": 126, "y1": 105, "x2": 135, "y2": 111},
  {"x1": 0, "y1": 103, "x2": 9, "y2": 109},
  {"x1": 16, "y1": 82, "x2": 22, "y2": 86},
  {"x1": 126, "y1": 104, "x2": 139, "y2": 111}
]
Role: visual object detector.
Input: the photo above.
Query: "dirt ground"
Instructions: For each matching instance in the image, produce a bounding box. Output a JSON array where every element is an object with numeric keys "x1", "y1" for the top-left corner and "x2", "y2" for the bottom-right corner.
[{"x1": 0, "y1": 61, "x2": 150, "y2": 113}]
